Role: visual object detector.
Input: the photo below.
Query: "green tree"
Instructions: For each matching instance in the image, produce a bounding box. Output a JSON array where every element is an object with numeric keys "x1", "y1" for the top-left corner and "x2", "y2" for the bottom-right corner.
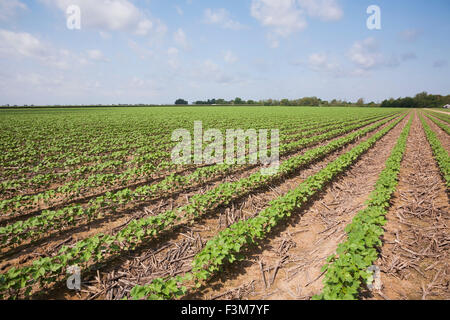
[
  {"x1": 234, "y1": 97, "x2": 244, "y2": 105},
  {"x1": 175, "y1": 99, "x2": 188, "y2": 105}
]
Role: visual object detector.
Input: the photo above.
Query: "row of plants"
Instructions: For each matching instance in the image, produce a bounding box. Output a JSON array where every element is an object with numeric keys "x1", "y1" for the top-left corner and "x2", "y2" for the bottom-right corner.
[
  {"x1": 420, "y1": 113, "x2": 450, "y2": 187},
  {"x1": 0, "y1": 114, "x2": 401, "y2": 248},
  {"x1": 428, "y1": 110, "x2": 450, "y2": 124},
  {"x1": 424, "y1": 112, "x2": 450, "y2": 135},
  {"x1": 1, "y1": 109, "x2": 400, "y2": 187},
  {"x1": 0, "y1": 113, "x2": 406, "y2": 299},
  {"x1": 0, "y1": 114, "x2": 365, "y2": 196},
  {"x1": 128, "y1": 112, "x2": 408, "y2": 300},
  {"x1": 0, "y1": 114, "x2": 389, "y2": 215},
  {"x1": 1, "y1": 112, "x2": 334, "y2": 176},
  {"x1": 314, "y1": 116, "x2": 412, "y2": 300}
]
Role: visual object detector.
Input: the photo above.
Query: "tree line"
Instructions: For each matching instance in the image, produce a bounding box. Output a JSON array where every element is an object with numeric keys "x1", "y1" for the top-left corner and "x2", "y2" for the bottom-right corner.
[
  {"x1": 175, "y1": 92, "x2": 449, "y2": 108},
  {"x1": 380, "y1": 92, "x2": 450, "y2": 108},
  {"x1": 177, "y1": 97, "x2": 367, "y2": 106}
]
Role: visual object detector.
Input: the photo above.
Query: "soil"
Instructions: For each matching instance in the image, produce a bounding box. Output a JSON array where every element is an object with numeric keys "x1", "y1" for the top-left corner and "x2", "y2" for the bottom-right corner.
[
  {"x1": 60, "y1": 114, "x2": 408, "y2": 300},
  {"x1": 184, "y1": 113, "x2": 411, "y2": 300},
  {"x1": 371, "y1": 111, "x2": 449, "y2": 300}
]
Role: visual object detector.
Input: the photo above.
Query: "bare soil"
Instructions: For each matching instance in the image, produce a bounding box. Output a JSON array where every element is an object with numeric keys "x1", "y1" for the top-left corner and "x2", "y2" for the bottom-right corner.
[
  {"x1": 59, "y1": 114, "x2": 408, "y2": 300},
  {"x1": 185, "y1": 113, "x2": 411, "y2": 300},
  {"x1": 372, "y1": 112, "x2": 449, "y2": 300}
]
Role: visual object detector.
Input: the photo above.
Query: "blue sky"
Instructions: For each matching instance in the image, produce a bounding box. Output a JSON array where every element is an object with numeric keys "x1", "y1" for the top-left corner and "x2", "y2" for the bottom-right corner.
[{"x1": 0, "y1": 0, "x2": 449, "y2": 105}]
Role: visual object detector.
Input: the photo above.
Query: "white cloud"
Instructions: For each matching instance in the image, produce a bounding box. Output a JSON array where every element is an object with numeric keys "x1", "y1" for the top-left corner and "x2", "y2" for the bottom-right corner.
[
  {"x1": 204, "y1": 8, "x2": 244, "y2": 30},
  {"x1": 0, "y1": 0, "x2": 27, "y2": 21},
  {"x1": 86, "y1": 49, "x2": 107, "y2": 62},
  {"x1": 135, "y1": 19, "x2": 153, "y2": 36},
  {"x1": 305, "y1": 52, "x2": 346, "y2": 77},
  {"x1": 173, "y1": 28, "x2": 190, "y2": 50},
  {"x1": 348, "y1": 37, "x2": 383, "y2": 70},
  {"x1": 251, "y1": 0, "x2": 307, "y2": 38},
  {"x1": 224, "y1": 50, "x2": 238, "y2": 64},
  {"x1": 189, "y1": 59, "x2": 238, "y2": 84},
  {"x1": 308, "y1": 53, "x2": 337, "y2": 71},
  {"x1": 251, "y1": 0, "x2": 343, "y2": 47},
  {"x1": 298, "y1": 0, "x2": 343, "y2": 21},
  {"x1": 0, "y1": 29, "x2": 46, "y2": 58},
  {"x1": 348, "y1": 38, "x2": 402, "y2": 75},
  {"x1": 39, "y1": 0, "x2": 166, "y2": 37},
  {"x1": 0, "y1": 29, "x2": 94, "y2": 69}
]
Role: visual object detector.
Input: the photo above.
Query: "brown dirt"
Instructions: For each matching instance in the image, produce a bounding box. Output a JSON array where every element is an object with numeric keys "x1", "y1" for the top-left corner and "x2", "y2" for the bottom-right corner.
[
  {"x1": 64, "y1": 114, "x2": 409, "y2": 300},
  {"x1": 372, "y1": 111, "x2": 449, "y2": 300},
  {"x1": 184, "y1": 113, "x2": 411, "y2": 300},
  {"x1": 0, "y1": 116, "x2": 395, "y2": 272},
  {"x1": 423, "y1": 114, "x2": 450, "y2": 153}
]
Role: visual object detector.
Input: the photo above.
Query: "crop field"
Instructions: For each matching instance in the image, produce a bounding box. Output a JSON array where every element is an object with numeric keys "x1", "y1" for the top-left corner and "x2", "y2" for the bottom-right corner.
[{"x1": 0, "y1": 106, "x2": 448, "y2": 300}]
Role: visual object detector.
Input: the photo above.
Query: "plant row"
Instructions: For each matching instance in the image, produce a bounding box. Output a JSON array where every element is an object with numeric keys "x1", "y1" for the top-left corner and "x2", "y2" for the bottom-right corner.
[
  {"x1": 424, "y1": 112, "x2": 450, "y2": 135},
  {"x1": 124, "y1": 115, "x2": 407, "y2": 300},
  {"x1": 0, "y1": 114, "x2": 405, "y2": 299},
  {"x1": 0, "y1": 114, "x2": 389, "y2": 214},
  {"x1": 420, "y1": 113, "x2": 450, "y2": 187},
  {"x1": 0, "y1": 114, "x2": 400, "y2": 248},
  {"x1": 314, "y1": 116, "x2": 412, "y2": 300}
]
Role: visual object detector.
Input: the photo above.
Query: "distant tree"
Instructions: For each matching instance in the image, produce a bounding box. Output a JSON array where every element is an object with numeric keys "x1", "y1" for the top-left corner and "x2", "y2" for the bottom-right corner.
[
  {"x1": 356, "y1": 98, "x2": 365, "y2": 105},
  {"x1": 175, "y1": 99, "x2": 188, "y2": 105},
  {"x1": 280, "y1": 99, "x2": 290, "y2": 106},
  {"x1": 234, "y1": 97, "x2": 244, "y2": 105}
]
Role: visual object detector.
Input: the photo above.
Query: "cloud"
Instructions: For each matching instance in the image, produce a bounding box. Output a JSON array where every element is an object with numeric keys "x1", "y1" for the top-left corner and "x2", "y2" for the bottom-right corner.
[
  {"x1": 204, "y1": 8, "x2": 244, "y2": 30},
  {"x1": 173, "y1": 28, "x2": 190, "y2": 50},
  {"x1": 308, "y1": 53, "x2": 339, "y2": 72},
  {"x1": 39, "y1": 0, "x2": 166, "y2": 37},
  {"x1": 251, "y1": 0, "x2": 307, "y2": 38},
  {"x1": 433, "y1": 59, "x2": 447, "y2": 68},
  {"x1": 251, "y1": 0, "x2": 342, "y2": 47},
  {"x1": 298, "y1": 0, "x2": 343, "y2": 21},
  {"x1": 304, "y1": 52, "x2": 347, "y2": 77},
  {"x1": 224, "y1": 50, "x2": 238, "y2": 64},
  {"x1": 0, "y1": 29, "x2": 46, "y2": 58},
  {"x1": 398, "y1": 29, "x2": 422, "y2": 43},
  {"x1": 135, "y1": 19, "x2": 153, "y2": 36},
  {"x1": 0, "y1": 0, "x2": 27, "y2": 21},
  {"x1": 347, "y1": 37, "x2": 406, "y2": 76},
  {"x1": 189, "y1": 59, "x2": 238, "y2": 84},
  {"x1": 0, "y1": 29, "x2": 108, "y2": 69},
  {"x1": 348, "y1": 37, "x2": 383, "y2": 70},
  {"x1": 86, "y1": 49, "x2": 107, "y2": 62}
]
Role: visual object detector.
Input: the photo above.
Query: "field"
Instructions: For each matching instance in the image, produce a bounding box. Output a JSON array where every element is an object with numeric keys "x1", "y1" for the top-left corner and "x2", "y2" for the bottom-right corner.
[{"x1": 0, "y1": 106, "x2": 448, "y2": 300}]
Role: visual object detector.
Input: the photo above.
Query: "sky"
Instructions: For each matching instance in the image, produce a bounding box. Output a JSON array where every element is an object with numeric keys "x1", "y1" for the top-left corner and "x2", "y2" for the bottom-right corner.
[{"x1": 0, "y1": 0, "x2": 449, "y2": 105}]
